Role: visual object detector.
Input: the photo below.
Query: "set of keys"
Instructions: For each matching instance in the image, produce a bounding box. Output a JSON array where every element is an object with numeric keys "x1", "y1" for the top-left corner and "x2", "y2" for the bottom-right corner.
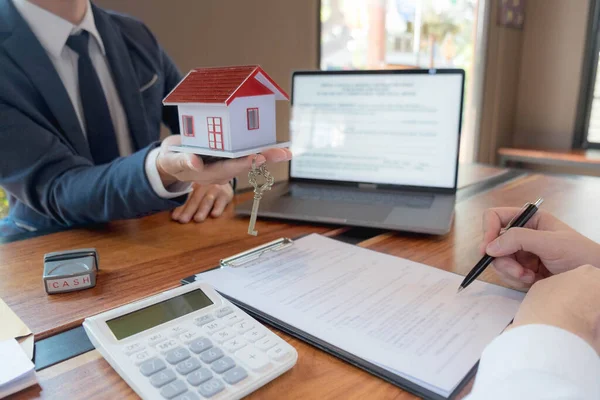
[{"x1": 246, "y1": 157, "x2": 274, "y2": 236}]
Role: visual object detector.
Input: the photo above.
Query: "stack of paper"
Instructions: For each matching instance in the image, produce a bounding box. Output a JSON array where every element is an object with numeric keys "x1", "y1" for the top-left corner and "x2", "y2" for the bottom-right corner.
[
  {"x1": 0, "y1": 297, "x2": 37, "y2": 398},
  {"x1": 0, "y1": 339, "x2": 37, "y2": 398},
  {"x1": 196, "y1": 234, "x2": 525, "y2": 398}
]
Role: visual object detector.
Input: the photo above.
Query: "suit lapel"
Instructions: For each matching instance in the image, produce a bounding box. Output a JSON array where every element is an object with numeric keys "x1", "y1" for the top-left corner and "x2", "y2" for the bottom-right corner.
[
  {"x1": 0, "y1": 0, "x2": 93, "y2": 160},
  {"x1": 92, "y1": 5, "x2": 151, "y2": 151}
]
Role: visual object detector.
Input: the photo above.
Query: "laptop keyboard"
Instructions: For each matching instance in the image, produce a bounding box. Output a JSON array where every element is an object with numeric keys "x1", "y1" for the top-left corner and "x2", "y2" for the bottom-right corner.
[{"x1": 287, "y1": 186, "x2": 434, "y2": 209}]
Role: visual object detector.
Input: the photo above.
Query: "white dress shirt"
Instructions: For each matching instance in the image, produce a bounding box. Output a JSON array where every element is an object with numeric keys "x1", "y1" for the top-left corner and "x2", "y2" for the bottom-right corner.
[
  {"x1": 13, "y1": 0, "x2": 189, "y2": 199},
  {"x1": 466, "y1": 324, "x2": 600, "y2": 399}
]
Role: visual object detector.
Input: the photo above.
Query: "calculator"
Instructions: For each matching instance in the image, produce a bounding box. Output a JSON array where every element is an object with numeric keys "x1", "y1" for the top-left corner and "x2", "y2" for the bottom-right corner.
[{"x1": 83, "y1": 281, "x2": 298, "y2": 400}]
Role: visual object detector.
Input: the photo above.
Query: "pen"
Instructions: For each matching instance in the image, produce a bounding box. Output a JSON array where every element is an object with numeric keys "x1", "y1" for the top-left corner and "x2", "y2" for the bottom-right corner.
[{"x1": 457, "y1": 198, "x2": 544, "y2": 293}]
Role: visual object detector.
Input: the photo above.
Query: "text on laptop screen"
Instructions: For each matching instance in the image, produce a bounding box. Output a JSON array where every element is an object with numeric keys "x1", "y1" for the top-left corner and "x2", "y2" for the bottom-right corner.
[{"x1": 290, "y1": 72, "x2": 463, "y2": 189}]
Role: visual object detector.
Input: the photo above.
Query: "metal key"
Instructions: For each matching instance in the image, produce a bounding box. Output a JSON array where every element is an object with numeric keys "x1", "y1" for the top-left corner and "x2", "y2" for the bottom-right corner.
[{"x1": 247, "y1": 158, "x2": 274, "y2": 236}]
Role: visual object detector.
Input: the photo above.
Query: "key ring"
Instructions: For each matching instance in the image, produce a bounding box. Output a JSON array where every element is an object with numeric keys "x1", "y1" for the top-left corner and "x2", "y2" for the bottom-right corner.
[{"x1": 248, "y1": 155, "x2": 274, "y2": 194}]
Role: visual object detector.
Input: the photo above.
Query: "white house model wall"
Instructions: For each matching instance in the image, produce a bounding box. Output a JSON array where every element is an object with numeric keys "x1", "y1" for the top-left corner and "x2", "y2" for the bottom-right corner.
[
  {"x1": 177, "y1": 104, "x2": 230, "y2": 150},
  {"x1": 228, "y1": 94, "x2": 276, "y2": 151}
]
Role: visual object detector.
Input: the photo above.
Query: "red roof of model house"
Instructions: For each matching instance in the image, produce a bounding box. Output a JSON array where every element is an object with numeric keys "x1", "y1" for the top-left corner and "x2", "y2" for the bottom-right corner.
[{"x1": 163, "y1": 65, "x2": 289, "y2": 106}]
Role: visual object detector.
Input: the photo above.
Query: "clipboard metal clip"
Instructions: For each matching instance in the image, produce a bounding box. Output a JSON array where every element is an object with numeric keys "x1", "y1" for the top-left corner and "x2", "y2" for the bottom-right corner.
[{"x1": 220, "y1": 238, "x2": 294, "y2": 268}]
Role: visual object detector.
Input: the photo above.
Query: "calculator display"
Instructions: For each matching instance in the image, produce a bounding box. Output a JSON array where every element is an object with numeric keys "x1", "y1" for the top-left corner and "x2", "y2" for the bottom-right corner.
[{"x1": 106, "y1": 289, "x2": 213, "y2": 340}]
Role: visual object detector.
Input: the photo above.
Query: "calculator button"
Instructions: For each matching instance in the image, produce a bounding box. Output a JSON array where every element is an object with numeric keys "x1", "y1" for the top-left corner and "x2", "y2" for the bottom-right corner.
[
  {"x1": 223, "y1": 337, "x2": 247, "y2": 352},
  {"x1": 203, "y1": 320, "x2": 227, "y2": 334},
  {"x1": 215, "y1": 306, "x2": 234, "y2": 318},
  {"x1": 139, "y1": 358, "x2": 166, "y2": 376},
  {"x1": 172, "y1": 392, "x2": 199, "y2": 400},
  {"x1": 189, "y1": 338, "x2": 213, "y2": 354},
  {"x1": 200, "y1": 347, "x2": 224, "y2": 364},
  {"x1": 222, "y1": 313, "x2": 243, "y2": 325},
  {"x1": 254, "y1": 336, "x2": 278, "y2": 351},
  {"x1": 160, "y1": 379, "x2": 187, "y2": 399},
  {"x1": 222, "y1": 366, "x2": 248, "y2": 385},
  {"x1": 156, "y1": 339, "x2": 179, "y2": 354},
  {"x1": 232, "y1": 320, "x2": 254, "y2": 334},
  {"x1": 186, "y1": 367, "x2": 213, "y2": 386},
  {"x1": 193, "y1": 315, "x2": 215, "y2": 326},
  {"x1": 197, "y1": 378, "x2": 225, "y2": 398},
  {"x1": 176, "y1": 357, "x2": 202, "y2": 375},
  {"x1": 210, "y1": 356, "x2": 235, "y2": 374},
  {"x1": 130, "y1": 348, "x2": 157, "y2": 365},
  {"x1": 235, "y1": 347, "x2": 271, "y2": 372},
  {"x1": 267, "y1": 344, "x2": 291, "y2": 361},
  {"x1": 244, "y1": 328, "x2": 266, "y2": 342},
  {"x1": 150, "y1": 369, "x2": 176, "y2": 388},
  {"x1": 147, "y1": 332, "x2": 168, "y2": 346},
  {"x1": 122, "y1": 342, "x2": 145, "y2": 355},
  {"x1": 179, "y1": 330, "x2": 201, "y2": 344},
  {"x1": 166, "y1": 347, "x2": 190, "y2": 365},
  {"x1": 211, "y1": 328, "x2": 236, "y2": 344},
  {"x1": 166, "y1": 325, "x2": 188, "y2": 337}
]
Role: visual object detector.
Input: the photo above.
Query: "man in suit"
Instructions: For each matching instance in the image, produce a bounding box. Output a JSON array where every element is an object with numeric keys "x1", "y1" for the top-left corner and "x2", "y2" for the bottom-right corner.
[{"x1": 0, "y1": 0, "x2": 291, "y2": 237}]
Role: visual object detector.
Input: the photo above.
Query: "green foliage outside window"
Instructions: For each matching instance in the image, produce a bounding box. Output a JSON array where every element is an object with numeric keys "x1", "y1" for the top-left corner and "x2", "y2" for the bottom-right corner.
[{"x1": 0, "y1": 188, "x2": 8, "y2": 218}]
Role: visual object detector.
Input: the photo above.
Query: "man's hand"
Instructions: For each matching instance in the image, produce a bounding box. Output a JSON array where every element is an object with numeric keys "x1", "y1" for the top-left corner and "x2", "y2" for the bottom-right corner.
[
  {"x1": 481, "y1": 208, "x2": 600, "y2": 289},
  {"x1": 156, "y1": 135, "x2": 292, "y2": 187},
  {"x1": 510, "y1": 265, "x2": 600, "y2": 354},
  {"x1": 172, "y1": 183, "x2": 234, "y2": 223}
]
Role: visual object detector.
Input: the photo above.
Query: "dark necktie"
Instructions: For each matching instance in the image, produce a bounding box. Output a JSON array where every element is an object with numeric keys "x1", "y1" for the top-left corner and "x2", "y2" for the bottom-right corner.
[{"x1": 66, "y1": 31, "x2": 120, "y2": 164}]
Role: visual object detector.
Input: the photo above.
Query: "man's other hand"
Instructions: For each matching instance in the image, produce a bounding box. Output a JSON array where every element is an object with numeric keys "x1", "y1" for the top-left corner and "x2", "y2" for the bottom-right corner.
[
  {"x1": 171, "y1": 183, "x2": 234, "y2": 223},
  {"x1": 510, "y1": 265, "x2": 600, "y2": 354}
]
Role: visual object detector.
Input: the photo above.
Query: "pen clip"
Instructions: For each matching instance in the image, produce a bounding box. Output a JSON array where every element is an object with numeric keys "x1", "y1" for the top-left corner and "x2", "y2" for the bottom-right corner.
[{"x1": 499, "y1": 198, "x2": 543, "y2": 235}]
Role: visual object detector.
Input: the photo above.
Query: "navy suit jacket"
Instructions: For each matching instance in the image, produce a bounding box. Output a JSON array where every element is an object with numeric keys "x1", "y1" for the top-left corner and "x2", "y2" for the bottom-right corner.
[{"x1": 0, "y1": 0, "x2": 185, "y2": 237}]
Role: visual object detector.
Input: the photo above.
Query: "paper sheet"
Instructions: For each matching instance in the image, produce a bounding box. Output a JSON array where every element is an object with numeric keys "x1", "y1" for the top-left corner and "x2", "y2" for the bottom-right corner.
[
  {"x1": 0, "y1": 298, "x2": 34, "y2": 360},
  {"x1": 198, "y1": 234, "x2": 525, "y2": 397},
  {"x1": 0, "y1": 339, "x2": 37, "y2": 399}
]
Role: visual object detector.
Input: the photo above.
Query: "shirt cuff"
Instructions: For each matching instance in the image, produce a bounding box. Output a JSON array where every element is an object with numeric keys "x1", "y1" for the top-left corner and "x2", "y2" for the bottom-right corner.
[
  {"x1": 144, "y1": 148, "x2": 192, "y2": 199},
  {"x1": 470, "y1": 324, "x2": 600, "y2": 398}
]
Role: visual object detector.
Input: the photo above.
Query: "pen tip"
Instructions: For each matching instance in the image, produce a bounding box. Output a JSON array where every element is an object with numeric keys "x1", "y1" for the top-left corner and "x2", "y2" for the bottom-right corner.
[{"x1": 457, "y1": 286, "x2": 464, "y2": 294}]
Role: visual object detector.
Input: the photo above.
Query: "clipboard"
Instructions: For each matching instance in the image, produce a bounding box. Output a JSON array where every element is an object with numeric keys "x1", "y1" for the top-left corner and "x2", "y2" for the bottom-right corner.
[{"x1": 181, "y1": 237, "x2": 478, "y2": 400}]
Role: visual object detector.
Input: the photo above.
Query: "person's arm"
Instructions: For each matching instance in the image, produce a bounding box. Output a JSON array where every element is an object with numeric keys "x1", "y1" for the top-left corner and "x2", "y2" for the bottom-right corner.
[
  {"x1": 466, "y1": 325, "x2": 600, "y2": 400},
  {"x1": 465, "y1": 265, "x2": 600, "y2": 399},
  {"x1": 0, "y1": 103, "x2": 185, "y2": 227}
]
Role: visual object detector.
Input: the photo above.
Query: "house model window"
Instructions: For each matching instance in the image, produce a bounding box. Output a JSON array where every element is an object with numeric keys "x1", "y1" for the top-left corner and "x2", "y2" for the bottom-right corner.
[
  {"x1": 247, "y1": 108, "x2": 259, "y2": 130},
  {"x1": 182, "y1": 115, "x2": 194, "y2": 137}
]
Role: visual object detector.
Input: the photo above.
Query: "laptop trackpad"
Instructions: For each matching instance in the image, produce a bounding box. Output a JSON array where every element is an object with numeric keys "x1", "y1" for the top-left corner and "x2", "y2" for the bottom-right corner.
[{"x1": 383, "y1": 205, "x2": 438, "y2": 227}]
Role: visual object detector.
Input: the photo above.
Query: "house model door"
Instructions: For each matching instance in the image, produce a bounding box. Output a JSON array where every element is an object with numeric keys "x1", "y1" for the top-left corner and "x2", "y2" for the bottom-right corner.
[{"x1": 207, "y1": 117, "x2": 224, "y2": 150}]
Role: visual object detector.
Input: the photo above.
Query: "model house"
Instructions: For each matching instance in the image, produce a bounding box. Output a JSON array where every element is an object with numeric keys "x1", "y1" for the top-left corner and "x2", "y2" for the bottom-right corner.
[{"x1": 163, "y1": 65, "x2": 289, "y2": 152}]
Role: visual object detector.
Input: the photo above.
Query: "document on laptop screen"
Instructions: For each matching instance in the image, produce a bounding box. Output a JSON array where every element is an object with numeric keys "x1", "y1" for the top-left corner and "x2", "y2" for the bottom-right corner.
[
  {"x1": 290, "y1": 72, "x2": 463, "y2": 189},
  {"x1": 196, "y1": 234, "x2": 524, "y2": 397}
]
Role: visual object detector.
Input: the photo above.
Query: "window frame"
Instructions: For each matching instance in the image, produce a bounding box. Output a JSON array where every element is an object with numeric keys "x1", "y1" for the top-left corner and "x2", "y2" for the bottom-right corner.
[
  {"x1": 182, "y1": 115, "x2": 195, "y2": 137},
  {"x1": 574, "y1": 0, "x2": 600, "y2": 148},
  {"x1": 246, "y1": 108, "x2": 259, "y2": 130}
]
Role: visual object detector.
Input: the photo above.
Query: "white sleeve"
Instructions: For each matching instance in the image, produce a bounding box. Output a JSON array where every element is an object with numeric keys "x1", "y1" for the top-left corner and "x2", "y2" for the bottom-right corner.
[
  {"x1": 465, "y1": 324, "x2": 600, "y2": 400},
  {"x1": 144, "y1": 148, "x2": 192, "y2": 199}
]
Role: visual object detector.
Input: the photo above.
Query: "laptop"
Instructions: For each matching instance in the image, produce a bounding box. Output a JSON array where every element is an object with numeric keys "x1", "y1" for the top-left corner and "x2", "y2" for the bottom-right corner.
[{"x1": 236, "y1": 68, "x2": 465, "y2": 235}]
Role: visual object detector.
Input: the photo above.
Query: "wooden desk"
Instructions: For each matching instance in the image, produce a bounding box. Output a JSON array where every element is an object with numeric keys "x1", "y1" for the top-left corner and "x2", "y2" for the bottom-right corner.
[
  {"x1": 5, "y1": 170, "x2": 600, "y2": 399},
  {"x1": 456, "y1": 163, "x2": 508, "y2": 189}
]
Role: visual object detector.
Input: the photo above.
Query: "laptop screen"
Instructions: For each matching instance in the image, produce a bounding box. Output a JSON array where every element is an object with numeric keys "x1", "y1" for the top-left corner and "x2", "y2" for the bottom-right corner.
[{"x1": 289, "y1": 70, "x2": 464, "y2": 189}]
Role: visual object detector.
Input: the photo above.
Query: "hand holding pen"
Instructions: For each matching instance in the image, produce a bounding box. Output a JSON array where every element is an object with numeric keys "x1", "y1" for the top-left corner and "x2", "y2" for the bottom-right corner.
[
  {"x1": 458, "y1": 199, "x2": 544, "y2": 293},
  {"x1": 459, "y1": 200, "x2": 600, "y2": 291}
]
